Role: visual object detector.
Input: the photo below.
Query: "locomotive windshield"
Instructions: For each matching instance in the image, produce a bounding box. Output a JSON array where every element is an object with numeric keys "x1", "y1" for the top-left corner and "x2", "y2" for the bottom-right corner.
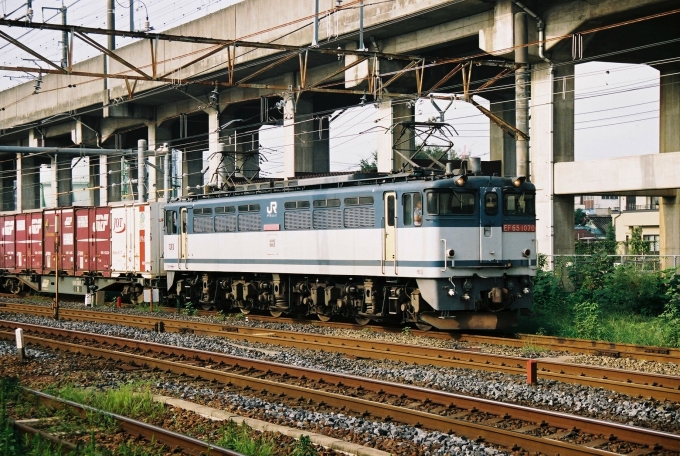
[
  {"x1": 503, "y1": 192, "x2": 536, "y2": 216},
  {"x1": 426, "y1": 191, "x2": 475, "y2": 215}
]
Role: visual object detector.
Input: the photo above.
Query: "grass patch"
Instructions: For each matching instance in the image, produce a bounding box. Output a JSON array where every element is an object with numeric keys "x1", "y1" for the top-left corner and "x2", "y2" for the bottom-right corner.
[
  {"x1": 215, "y1": 421, "x2": 275, "y2": 456},
  {"x1": 47, "y1": 383, "x2": 165, "y2": 423}
]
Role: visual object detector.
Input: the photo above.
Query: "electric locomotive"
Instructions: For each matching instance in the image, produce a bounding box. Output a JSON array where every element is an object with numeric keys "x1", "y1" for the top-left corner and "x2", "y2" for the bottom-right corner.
[{"x1": 163, "y1": 162, "x2": 536, "y2": 330}]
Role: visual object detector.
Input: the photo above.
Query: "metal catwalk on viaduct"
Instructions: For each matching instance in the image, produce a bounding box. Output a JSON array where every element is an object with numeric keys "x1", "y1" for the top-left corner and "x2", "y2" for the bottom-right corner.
[{"x1": 1, "y1": 0, "x2": 680, "y2": 258}]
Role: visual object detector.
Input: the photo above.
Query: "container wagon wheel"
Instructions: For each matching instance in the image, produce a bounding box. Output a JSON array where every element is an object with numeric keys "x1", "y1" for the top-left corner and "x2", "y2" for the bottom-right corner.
[
  {"x1": 269, "y1": 310, "x2": 283, "y2": 318},
  {"x1": 354, "y1": 316, "x2": 370, "y2": 326},
  {"x1": 415, "y1": 322, "x2": 432, "y2": 331},
  {"x1": 317, "y1": 314, "x2": 331, "y2": 322},
  {"x1": 201, "y1": 304, "x2": 214, "y2": 311}
]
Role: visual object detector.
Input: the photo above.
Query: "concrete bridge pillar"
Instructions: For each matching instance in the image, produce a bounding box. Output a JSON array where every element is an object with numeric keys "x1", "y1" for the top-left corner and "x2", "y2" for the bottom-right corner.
[
  {"x1": 107, "y1": 156, "x2": 122, "y2": 203},
  {"x1": 659, "y1": 71, "x2": 680, "y2": 259},
  {"x1": 283, "y1": 96, "x2": 329, "y2": 177},
  {"x1": 207, "y1": 110, "x2": 223, "y2": 189},
  {"x1": 182, "y1": 149, "x2": 203, "y2": 196},
  {"x1": 148, "y1": 124, "x2": 172, "y2": 201},
  {"x1": 530, "y1": 63, "x2": 575, "y2": 258},
  {"x1": 489, "y1": 99, "x2": 516, "y2": 177},
  {"x1": 376, "y1": 100, "x2": 414, "y2": 173},
  {"x1": 17, "y1": 154, "x2": 40, "y2": 211},
  {"x1": 99, "y1": 155, "x2": 108, "y2": 206}
]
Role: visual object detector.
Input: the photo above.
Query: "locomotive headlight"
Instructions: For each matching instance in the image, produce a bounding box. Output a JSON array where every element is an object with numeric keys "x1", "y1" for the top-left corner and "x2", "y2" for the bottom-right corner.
[
  {"x1": 523, "y1": 288, "x2": 531, "y2": 295},
  {"x1": 522, "y1": 249, "x2": 531, "y2": 257},
  {"x1": 512, "y1": 176, "x2": 526, "y2": 187},
  {"x1": 447, "y1": 288, "x2": 456, "y2": 297},
  {"x1": 455, "y1": 175, "x2": 467, "y2": 187}
]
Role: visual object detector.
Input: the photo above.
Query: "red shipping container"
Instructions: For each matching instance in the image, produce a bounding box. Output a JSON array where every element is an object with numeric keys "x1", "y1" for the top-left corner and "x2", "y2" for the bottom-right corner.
[
  {"x1": 75, "y1": 207, "x2": 111, "y2": 275},
  {"x1": 14, "y1": 213, "x2": 29, "y2": 272},
  {"x1": 60, "y1": 209, "x2": 75, "y2": 274},
  {"x1": 0, "y1": 214, "x2": 15, "y2": 270},
  {"x1": 94, "y1": 206, "x2": 112, "y2": 276},
  {"x1": 44, "y1": 209, "x2": 75, "y2": 275},
  {"x1": 29, "y1": 212, "x2": 44, "y2": 273}
]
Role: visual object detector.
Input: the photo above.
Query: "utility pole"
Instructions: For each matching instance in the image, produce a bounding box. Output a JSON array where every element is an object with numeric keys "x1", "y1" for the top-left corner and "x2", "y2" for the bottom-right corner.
[
  {"x1": 107, "y1": 0, "x2": 115, "y2": 50},
  {"x1": 42, "y1": 2, "x2": 68, "y2": 68},
  {"x1": 130, "y1": 0, "x2": 135, "y2": 32},
  {"x1": 52, "y1": 216, "x2": 60, "y2": 321}
]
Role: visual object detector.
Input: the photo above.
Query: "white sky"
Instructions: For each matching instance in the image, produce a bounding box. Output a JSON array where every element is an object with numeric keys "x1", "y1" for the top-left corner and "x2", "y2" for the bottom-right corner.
[{"x1": 0, "y1": 1, "x2": 663, "y2": 177}]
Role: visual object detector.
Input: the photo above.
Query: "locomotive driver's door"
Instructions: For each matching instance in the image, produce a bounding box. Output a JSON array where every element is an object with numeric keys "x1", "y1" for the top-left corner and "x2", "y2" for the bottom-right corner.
[
  {"x1": 179, "y1": 207, "x2": 188, "y2": 266},
  {"x1": 383, "y1": 192, "x2": 397, "y2": 272},
  {"x1": 480, "y1": 188, "x2": 502, "y2": 262}
]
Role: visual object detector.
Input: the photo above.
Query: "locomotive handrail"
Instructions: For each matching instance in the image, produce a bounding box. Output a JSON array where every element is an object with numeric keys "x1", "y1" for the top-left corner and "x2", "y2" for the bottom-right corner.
[
  {"x1": 440, "y1": 239, "x2": 447, "y2": 272},
  {"x1": 394, "y1": 215, "x2": 398, "y2": 276},
  {"x1": 381, "y1": 216, "x2": 385, "y2": 275}
]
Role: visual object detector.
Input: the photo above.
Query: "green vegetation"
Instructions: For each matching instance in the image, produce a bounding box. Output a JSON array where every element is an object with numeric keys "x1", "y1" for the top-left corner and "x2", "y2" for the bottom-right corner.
[
  {"x1": 290, "y1": 436, "x2": 318, "y2": 456},
  {"x1": 215, "y1": 421, "x2": 275, "y2": 456},
  {"x1": 523, "y1": 252, "x2": 680, "y2": 347},
  {"x1": 48, "y1": 384, "x2": 165, "y2": 423}
]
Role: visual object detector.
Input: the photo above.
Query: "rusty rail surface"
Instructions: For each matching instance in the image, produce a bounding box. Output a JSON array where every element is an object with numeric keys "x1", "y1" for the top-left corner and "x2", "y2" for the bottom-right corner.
[
  {"x1": 1, "y1": 322, "x2": 679, "y2": 455},
  {"x1": 2, "y1": 304, "x2": 678, "y2": 402}
]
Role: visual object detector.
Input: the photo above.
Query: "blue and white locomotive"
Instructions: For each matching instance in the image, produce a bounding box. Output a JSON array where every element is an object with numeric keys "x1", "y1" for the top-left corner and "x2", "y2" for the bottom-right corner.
[{"x1": 163, "y1": 164, "x2": 536, "y2": 330}]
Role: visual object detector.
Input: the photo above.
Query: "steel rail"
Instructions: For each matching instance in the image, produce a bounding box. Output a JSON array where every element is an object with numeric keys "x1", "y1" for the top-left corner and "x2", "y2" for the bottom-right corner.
[
  {"x1": 0, "y1": 323, "x2": 679, "y2": 455},
  {"x1": 243, "y1": 313, "x2": 680, "y2": 363},
  {"x1": 3, "y1": 303, "x2": 680, "y2": 362},
  {"x1": 3, "y1": 305, "x2": 677, "y2": 401},
  {"x1": 24, "y1": 388, "x2": 245, "y2": 456}
]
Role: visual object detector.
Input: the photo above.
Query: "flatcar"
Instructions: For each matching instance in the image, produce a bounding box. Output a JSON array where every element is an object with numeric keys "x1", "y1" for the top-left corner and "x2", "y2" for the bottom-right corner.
[{"x1": 164, "y1": 165, "x2": 537, "y2": 330}]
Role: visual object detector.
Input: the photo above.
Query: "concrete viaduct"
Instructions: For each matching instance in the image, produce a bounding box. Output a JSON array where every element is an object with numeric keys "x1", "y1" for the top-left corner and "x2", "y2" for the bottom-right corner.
[{"x1": 0, "y1": 0, "x2": 679, "y2": 258}]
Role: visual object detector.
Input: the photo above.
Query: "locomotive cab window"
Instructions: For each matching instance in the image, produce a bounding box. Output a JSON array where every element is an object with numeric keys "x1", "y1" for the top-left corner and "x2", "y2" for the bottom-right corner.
[
  {"x1": 503, "y1": 192, "x2": 536, "y2": 216},
  {"x1": 165, "y1": 210, "x2": 178, "y2": 234},
  {"x1": 426, "y1": 191, "x2": 475, "y2": 215},
  {"x1": 484, "y1": 192, "x2": 498, "y2": 216},
  {"x1": 402, "y1": 193, "x2": 422, "y2": 227}
]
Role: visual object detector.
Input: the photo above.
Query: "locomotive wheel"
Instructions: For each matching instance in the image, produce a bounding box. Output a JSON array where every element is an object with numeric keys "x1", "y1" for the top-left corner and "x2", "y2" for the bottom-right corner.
[
  {"x1": 415, "y1": 322, "x2": 432, "y2": 331},
  {"x1": 355, "y1": 316, "x2": 371, "y2": 326},
  {"x1": 317, "y1": 314, "x2": 331, "y2": 322},
  {"x1": 201, "y1": 304, "x2": 214, "y2": 310},
  {"x1": 239, "y1": 307, "x2": 251, "y2": 315},
  {"x1": 269, "y1": 310, "x2": 283, "y2": 318}
]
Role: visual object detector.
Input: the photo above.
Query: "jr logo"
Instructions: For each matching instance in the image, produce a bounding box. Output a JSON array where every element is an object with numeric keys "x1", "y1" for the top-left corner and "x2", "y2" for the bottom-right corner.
[
  {"x1": 29, "y1": 219, "x2": 41, "y2": 235},
  {"x1": 93, "y1": 214, "x2": 109, "y2": 232},
  {"x1": 266, "y1": 202, "x2": 277, "y2": 217}
]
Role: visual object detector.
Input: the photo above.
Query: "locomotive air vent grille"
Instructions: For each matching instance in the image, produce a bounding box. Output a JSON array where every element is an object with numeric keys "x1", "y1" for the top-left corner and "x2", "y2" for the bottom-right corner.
[
  {"x1": 238, "y1": 213, "x2": 262, "y2": 231},
  {"x1": 284, "y1": 211, "x2": 311, "y2": 230},
  {"x1": 215, "y1": 215, "x2": 237, "y2": 232},
  {"x1": 313, "y1": 209, "x2": 342, "y2": 229},
  {"x1": 193, "y1": 216, "x2": 214, "y2": 233},
  {"x1": 344, "y1": 207, "x2": 375, "y2": 228}
]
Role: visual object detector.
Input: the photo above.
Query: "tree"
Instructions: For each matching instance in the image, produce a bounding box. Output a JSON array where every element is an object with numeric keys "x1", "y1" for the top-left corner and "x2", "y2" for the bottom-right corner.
[
  {"x1": 626, "y1": 226, "x2": 651, "y2": 255},
  {"x1": 574, "y1": 208, "x2": 587, "y2": 226},
  {"x1": 358, "y1": 151, "x2": 378, "y2": 172}
]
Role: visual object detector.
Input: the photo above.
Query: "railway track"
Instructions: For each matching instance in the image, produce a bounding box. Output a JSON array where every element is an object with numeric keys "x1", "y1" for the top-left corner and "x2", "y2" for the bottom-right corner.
[
  {"x1": 2, "y1": 303, "x2": 679, "y2": 402},
  {"x1": 13, "y1": 387, "x2": 244, "y2": 455},
  {"x1": 236, "y1": 313, "x2": 680, "y2": 363},
  {"x1": 2, "y1": 320, "x2": 679, "y2": 456},
  {"x1": 4, "y1": 301, "x2": 679, "y2": 362}
]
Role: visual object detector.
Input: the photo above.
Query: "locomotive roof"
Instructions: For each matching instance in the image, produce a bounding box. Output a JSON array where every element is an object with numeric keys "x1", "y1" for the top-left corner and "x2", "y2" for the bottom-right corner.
[{"x1": 167, "y1": 171, "x2": 535, "y2": 207}]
